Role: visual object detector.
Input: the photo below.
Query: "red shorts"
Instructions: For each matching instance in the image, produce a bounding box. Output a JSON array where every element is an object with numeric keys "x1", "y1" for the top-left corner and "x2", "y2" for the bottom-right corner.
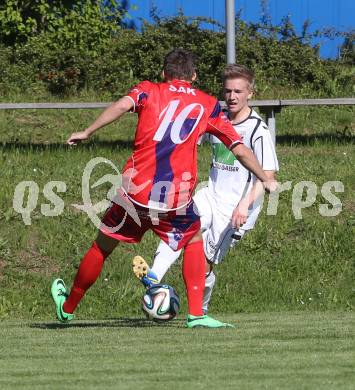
[{"x1": 100, "y1": 191, "x2": 200, "y2": 251}]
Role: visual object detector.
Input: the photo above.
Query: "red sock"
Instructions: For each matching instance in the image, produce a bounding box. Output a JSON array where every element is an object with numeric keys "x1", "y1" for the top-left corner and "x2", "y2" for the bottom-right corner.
[
  {"x1": 182, "y1": 240, "x2": 205, "y2": 316},
  {"x1": 63, "y1": 241, "x2": 110, "y2": 314}
]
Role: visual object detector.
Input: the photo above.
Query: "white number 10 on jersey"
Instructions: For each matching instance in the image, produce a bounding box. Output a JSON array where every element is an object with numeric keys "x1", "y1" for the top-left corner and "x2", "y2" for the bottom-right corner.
[{"x1": 153, "y1": 99, "x2": 204, "y2": 144}]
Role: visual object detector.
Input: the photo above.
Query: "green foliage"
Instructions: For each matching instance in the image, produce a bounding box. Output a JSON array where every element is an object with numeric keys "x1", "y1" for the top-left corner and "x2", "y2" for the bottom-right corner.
[
  {"x1": 0, "y1": 0, "x2": 125, "y2": 94},
  {"x1": 0, "y1": 0, "x2": 124, "y2": 48},
  {"x1": 0, "y1": 7, "x2": 353, "y2": 97},
  {"x1": 340, "y1": 31, "x2": 355, "y2": 64},
  {"x1": 0, "y1": 0, "x2": 41, "y2": 45},
  {"x1": 129, "y1": 16, "x2": 227, "y2": 95}
]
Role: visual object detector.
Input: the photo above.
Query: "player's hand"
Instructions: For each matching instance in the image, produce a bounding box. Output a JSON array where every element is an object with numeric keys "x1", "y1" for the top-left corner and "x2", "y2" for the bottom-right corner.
[
  {"x1": 67, "y1": 131, "x2": 90, "y2": 145},
  {"x1": 231, "y1": 199, "x2": 249, "y2": 229},
  {"x1": 263, "y1": 179, "x2": 279, "y2": 194}
]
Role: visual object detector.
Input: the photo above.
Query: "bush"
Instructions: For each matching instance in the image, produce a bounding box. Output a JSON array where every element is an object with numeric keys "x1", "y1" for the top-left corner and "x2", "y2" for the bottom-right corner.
[{"x1": 0, "y1": 11, "x2": 352, "y2": 98}]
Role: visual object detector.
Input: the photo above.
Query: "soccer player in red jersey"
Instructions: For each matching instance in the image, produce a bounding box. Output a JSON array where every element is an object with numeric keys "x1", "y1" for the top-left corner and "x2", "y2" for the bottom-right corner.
[{"x1": 51, "y1": 49, "x2": 276, "y2": 328}]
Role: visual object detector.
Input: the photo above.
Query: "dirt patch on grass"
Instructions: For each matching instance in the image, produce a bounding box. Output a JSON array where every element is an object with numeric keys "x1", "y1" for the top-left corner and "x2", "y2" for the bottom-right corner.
[
  {"x1": 343, "y1": 200, "x2": 355, "y2": 213},
  {"x1": 14, "y1": 231, "x2": 60, "y2": 276},
  {"x1": 15, "y1": 115, "x2": 45, "y2": 127},
  {"x1": 0, "y1": 259, "x2": 7, "y2": 280}
]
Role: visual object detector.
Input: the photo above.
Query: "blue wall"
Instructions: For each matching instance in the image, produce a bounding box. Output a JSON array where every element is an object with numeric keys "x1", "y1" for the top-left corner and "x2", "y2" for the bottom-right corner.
[{"x1": 124, "y1": 0, "x2": 354, "y2": 58}]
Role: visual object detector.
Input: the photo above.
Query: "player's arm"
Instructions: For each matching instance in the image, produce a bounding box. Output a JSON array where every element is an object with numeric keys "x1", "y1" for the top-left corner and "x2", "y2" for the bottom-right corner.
[
  {"x1": 67, "y1": 96, "x2": 134, "y2": 145},
  {"x1": 232, "y1": 125, "x2": 279, "y2": 229},
  {"x1": 231, "y1": 170, "x2": 276, "y2": 229}
]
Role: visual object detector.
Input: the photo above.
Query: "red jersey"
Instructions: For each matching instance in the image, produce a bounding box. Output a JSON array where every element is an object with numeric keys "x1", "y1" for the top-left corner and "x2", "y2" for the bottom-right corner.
[{"x1": 122, "y1": 79, "x2": 242, "y2": 210}]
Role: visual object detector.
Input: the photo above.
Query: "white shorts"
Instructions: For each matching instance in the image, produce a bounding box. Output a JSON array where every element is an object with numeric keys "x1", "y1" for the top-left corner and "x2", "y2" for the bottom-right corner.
[{"x1": 193, "y1": 187, "x2": 247, "y2": 264}]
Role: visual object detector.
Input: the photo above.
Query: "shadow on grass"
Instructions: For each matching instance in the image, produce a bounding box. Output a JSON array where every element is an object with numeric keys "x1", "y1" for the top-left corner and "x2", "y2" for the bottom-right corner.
[
  {"x1": 29, "y1": 317, "x2": 185, "y2": 330},
  {"x1": 1, "y1": 132, "x2": 354, "y2": 150},
  {"x1": 1, "y1": 139, "x2": 134, "y2": 151},
  {"x1": 276, "y1": 132, "x2": 354, "y2": 145}
]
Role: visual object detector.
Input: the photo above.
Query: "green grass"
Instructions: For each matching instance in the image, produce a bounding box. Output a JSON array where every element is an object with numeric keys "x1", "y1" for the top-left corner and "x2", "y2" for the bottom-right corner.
[
  {"x1": 0, "y1": 105, "x2": 354, "y2": 319},
  {"x1": 0, "y1": 103, "x2": 354, "y2": 389},
  {"x1": 0, "y1": 312, "x2": 354, "y2": 390}
]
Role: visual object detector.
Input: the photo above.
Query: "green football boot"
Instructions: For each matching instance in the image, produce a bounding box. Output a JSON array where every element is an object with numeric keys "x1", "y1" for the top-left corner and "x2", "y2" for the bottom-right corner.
[
  {"x1": 186, "y1": 314, "x2": 234, "y2": 328},
  {"x1": 51, "y1": 278, "x2": 74, "y2": 323}
]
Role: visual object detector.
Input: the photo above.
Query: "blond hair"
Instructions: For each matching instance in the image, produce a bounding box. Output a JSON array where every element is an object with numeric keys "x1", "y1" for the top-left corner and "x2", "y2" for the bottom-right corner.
[{"x1": 222, "y1": 64, "x2": 255, "y2": 90}]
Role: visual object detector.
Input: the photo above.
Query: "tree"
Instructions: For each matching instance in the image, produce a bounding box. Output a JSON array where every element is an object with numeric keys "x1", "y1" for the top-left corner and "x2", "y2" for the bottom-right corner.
[
  {"x1": 0, "y1": 0, "x2": 125, "y2": 48},
  {"x1": 339, "y1": 32, "x2": 354, "y2": 63}
]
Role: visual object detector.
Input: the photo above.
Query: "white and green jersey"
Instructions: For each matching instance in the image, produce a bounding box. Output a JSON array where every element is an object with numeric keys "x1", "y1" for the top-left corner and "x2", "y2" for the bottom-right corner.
[{"x1": 204, "y1": 108, "x2": 279, "y2": 230}]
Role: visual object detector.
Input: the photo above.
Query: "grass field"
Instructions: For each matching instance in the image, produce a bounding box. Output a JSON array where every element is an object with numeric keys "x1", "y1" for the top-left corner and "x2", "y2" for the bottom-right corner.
[
  {"x1": 0, "y1": 101, "x2": 354, "y2": 389},
  {"x1": 0, "y1": 312, "x2": 354, "y2": 390},
  {"x1": 0, "y1": 105, "x2": 354, "y2": 318}
]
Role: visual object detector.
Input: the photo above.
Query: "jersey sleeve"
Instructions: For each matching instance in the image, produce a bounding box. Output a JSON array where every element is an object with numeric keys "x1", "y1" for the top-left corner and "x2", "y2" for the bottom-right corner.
[
  {"x1": 125, "y1": 80, "x2": 152, "y2": 114},
  {"x1": 252, "y1": 123, "x2": 279, "y2": 171},
  {"x1": 206, "y1": 100, "x2": 243, "y2": 149}
]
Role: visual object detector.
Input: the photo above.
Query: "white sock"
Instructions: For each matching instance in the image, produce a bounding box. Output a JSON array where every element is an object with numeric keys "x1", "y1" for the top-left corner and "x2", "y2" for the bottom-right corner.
[
  {"x1": 151, "y1": 240, "x2": 182, "y2": 282},
  {"x1": 203, "y1": 271, "x2": 216, "y2": 313}
]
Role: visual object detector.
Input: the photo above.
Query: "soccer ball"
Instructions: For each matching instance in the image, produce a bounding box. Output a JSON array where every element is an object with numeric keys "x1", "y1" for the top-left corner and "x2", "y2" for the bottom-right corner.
[{"x1": 142, "y1": 284, "x2": 180, "y2": 322}]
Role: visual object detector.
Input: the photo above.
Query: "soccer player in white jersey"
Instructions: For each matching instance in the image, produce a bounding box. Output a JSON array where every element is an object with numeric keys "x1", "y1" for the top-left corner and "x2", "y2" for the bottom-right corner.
[{"x1": 133, "y1": 64, "x2": 279, "y2": 313}]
